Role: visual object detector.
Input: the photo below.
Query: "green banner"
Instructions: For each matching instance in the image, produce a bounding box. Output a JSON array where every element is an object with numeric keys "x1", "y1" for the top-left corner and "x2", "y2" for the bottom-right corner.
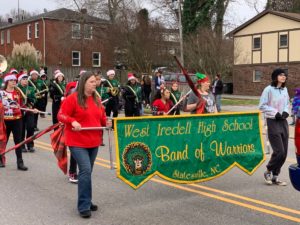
[{"x1": 115, "y1": 112, "x2": 265, "y2": 189}]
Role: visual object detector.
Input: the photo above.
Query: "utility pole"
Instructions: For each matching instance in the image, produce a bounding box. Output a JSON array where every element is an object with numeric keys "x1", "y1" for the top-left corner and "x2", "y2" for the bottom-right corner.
[{"x1": 172, "y1": 0, "x2": 184, "y2": 67}]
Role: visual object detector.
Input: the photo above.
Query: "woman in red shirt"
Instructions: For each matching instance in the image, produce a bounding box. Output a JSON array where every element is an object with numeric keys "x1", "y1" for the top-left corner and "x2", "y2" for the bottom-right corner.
[
  {"x1": 0, "y1": 73, "x2": 27, "y2": 170},
  {"x1": 58, "y1": 71, "x2": 110, "y2": 218},
  {"x1": 152, "y1": 87, "x2": 173, "y2": 116}
]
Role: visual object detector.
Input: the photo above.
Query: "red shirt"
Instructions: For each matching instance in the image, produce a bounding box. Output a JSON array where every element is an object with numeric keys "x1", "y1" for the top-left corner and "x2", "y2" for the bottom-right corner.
[
  {"x1": 58, "y1": 92, "x2": 106, "y2": 148},
  {"x1": 0, "y1": 89, "x2": 22, "y2": 120},
  {"x1": 152, "y1": 99, "x2": 173, "y2": 115}
]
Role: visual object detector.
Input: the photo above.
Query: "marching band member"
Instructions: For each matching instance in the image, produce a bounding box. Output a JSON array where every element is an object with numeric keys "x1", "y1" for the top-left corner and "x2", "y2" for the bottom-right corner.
[
  {"x1": 0, "y1": 73, "x2": 28, "y2": 170},
  {"x1": 58, "y1": 71, "x2": 110, "y2": 218},
  {"x1": 170, "y1": 81, "x2": 182, "y2": 115},
  {"x1": 16, "y1": 72, "x2": 38, "y2": 153},
  {"x1": 122, "y1": 73, "x2": 142, "y2": 117},
  {"x1": 259, "y1": 68, "x2": 289, "y2": 186},
  {"x1": 152, "y1": 87, "x2": 173, "y2": 116},
  {"x1": 104, "y1": 69, "x2": 120, "y2": 128},
  {"x1": 28, "y1": 69, "x2": 45, "y2": 131},
  {"x1": 49, "y1": 70, "x2": 65, "y2": 124},
  {"x1": 95, "y1": 72, "x2": 109, "y2": 103},
  {"x1": 186, "y1": 73, "x2": 217, "y2": 114},
  {"x1": 39, "y1": 69, "x2": 49, "y2": 118}
]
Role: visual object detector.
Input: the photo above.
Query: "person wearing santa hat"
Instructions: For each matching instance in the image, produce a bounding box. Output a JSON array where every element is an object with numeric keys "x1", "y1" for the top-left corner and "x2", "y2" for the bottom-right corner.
[
  {"x1": 122, "y1": 73, "x2": 142, "y2": 117},
  {"x1": 28, "y1": 69, "x2": 45, "y2": 131},
  {"x1": 39, "y1": 69, "x2": 50, "y2": 117},
  {"x1": 0, "y1": 73, "x2": 28, "y2": 170},
  {"x1": 103, "y1": 69, "x2": 120, "y2": 128},
  {"x1": 16, "y1": 72, "x2": 38, "y2": 153},
  {"x1": 186, "y1": 73, "x2": 217, "y2": 114},
  {"x1": 49, "y1": 69, "x2": 66, "y2": 124}
]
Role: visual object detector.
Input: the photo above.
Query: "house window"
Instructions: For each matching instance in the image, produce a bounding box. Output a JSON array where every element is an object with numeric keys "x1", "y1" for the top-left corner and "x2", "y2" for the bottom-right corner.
[
  {"x1": 1, "y1": 31, "x2": 4, "y2": 45},
  {"x1": 72, "y1": 23, "x2": 81, "y2": 39},
  {"x1": 7, "y1": 30, "x2": 10, "y2": 44},
  {"x1": 72, "y1": 51, "x2": 81, "y2": 66},
  {"x1": 27, "y1": 24, "x2": 31, "y2": 40},
  {"x1": 253, "y1": 37, "x2": 261, "y2": 50},
  {"x1": 253, "y1": 70, "x2": 262, "y2": 82},
  {"x1": 92, "y1": 52, "x2": 101, "y2": 67},
  {"x1": 84, "y1": 24, "x2": 93, "y2": 39},
  {"x1": 35, "y1": 22, "x2": 39, "y2": 38},
  {"x1": 279, "y1": 34, "x2": 288, "y2": 48}
]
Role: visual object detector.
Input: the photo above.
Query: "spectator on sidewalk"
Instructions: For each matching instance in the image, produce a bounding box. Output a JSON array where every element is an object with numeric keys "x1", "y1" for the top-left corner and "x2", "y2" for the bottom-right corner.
[
  {"x1": 259, "y1": 68, "x2": 289, "y2": 186},
  {"x1": 212, "y1": 74, "x2": 223, "y2": 112}
]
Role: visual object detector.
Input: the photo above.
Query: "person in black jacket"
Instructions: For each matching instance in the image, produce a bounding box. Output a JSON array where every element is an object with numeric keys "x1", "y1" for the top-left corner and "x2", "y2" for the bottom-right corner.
[
  {"x1": 212, "y1": 74, "x2": 223, "y2": 112},
  {"x1": 122, "y1": 73, "x2": 142, "y2": 117},
  {"x1": 49, "y1": 70, "x2": 65, "y2": 124}
]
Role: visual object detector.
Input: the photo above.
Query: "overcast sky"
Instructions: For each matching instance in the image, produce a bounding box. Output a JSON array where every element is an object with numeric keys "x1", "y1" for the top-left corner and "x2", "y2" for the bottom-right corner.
[{"x1": 1, "y1": 0, "x2": 267, "y2": 31}]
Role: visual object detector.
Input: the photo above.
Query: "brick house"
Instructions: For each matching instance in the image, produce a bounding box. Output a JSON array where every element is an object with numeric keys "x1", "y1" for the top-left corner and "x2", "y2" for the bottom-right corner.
[
  {"x1": 0, "y1": 8, "x2": 112, "y2": 77},
  {"x1": 228, "y1": 10, "x2": 300, "y2": 96}
]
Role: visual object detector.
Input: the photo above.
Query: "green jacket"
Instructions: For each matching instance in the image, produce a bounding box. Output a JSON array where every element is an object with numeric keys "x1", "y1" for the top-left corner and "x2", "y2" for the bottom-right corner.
[
  {"x1": 17, "y1": 84, "x2": 36, "y2": 107},
  {"x1": 170, "y1": 90, "x2": 181, "y2": 105},
  {"x1": 0, "y1": 78, "x2": 3, "y2": 90},
  {"x1": 96, "y1": 86, "x2": 110, "y2": 101}
]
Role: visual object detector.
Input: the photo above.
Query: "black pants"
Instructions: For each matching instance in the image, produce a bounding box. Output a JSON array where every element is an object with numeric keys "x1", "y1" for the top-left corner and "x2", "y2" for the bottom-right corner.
[
  {"x1": 106, "y1": 97, "x2": 119, "y2": 129},
  {"x1": 41, "y1": 93, "x2": 48, "y2": 112},
  {"x1": 266, "y1": 118, "x2": 289, "y2": 176},
  {"x1": 21, "y1": 112, "x2": 35, "y2": 149},
  {"x1": 125, "y1": 102, "x2": 140, "y2": 117},
  {"x1": 52, "y1": 100, "x2": 61, "y2": 124},
  {"x1": 34, "y1": 99, "x2": 44, "y2": 128},
  {"x1": 69, "y1": 152, "x2": 77, "y2": 175},
  {"x1": 5, "y1": 119, "x2": 23, "y2": 161}
]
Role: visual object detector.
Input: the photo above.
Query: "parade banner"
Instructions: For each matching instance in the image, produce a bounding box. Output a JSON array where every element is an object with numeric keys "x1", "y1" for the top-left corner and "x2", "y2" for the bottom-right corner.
[{"x1": 115, "y1": 112, "x2": 265, "y2": 189}]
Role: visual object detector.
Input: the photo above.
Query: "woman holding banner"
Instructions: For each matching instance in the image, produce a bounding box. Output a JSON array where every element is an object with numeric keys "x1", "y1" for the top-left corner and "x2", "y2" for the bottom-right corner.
[
  {"x1": 186, "y1": 73, "x2": 216, "y2": 114},
  {"x1": 259, "y1": 68, "x2": 289, "y2": 186},
  {"x1": 58, "y1": 71, "x2": 111, "y2": 218},
  {"x1": 151, "y1": 87, "x2": 173, "y2": 116}
]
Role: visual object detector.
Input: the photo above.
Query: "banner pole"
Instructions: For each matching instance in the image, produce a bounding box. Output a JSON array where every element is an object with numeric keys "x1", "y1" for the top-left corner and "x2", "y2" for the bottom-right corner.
[{"x1": 108, "y1": 112, "x2": 114, "y2": 169}]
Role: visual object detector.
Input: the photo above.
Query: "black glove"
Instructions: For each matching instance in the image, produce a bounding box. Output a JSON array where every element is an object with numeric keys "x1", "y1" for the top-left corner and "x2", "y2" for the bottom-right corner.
[
  {"x1": 282, "y1": 112, "x2": 289, "y2": 119},
  {"x1": 275, "y1": 112, "x2": 282, "y2": 120}
]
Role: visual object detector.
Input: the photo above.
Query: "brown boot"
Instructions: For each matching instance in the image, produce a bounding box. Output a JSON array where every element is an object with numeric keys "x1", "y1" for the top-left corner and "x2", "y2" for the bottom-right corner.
[{"x1": 0, "y1": 155, "x2": 5, "y2": 168}]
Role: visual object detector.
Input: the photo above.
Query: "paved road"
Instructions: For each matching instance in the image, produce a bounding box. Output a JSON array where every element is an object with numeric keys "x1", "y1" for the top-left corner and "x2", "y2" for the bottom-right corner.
[{"x1": 1, "y1": 104, "x2": 300, "y2": 225}]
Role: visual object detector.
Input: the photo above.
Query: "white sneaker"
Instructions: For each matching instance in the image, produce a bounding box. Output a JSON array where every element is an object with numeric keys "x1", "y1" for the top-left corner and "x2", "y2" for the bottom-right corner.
[
  {"x1": 272, "y1": 176, "x2": 287, "y2": 186},
  {"x1": 68, "y1": 174, "x2": 78, "y2": 184}
]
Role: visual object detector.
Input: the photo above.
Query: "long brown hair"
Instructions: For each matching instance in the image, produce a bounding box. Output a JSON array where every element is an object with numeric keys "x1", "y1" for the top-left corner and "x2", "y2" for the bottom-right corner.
[{"x1": 77, "y1": 71, "x2": 100, "y2": 108}]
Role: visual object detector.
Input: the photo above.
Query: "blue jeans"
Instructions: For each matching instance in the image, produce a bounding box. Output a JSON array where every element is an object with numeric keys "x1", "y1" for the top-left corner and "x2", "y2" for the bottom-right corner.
[
  {"x1": 214, "y1": 94, "x2": 222, "y2": 112},
  {"x1": 69, "y1": 146, "x2": 99, "y2": 213}
]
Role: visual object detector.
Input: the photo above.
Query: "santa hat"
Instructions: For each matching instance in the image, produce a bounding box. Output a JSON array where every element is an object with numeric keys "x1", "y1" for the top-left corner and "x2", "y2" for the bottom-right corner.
[
  {"x1": 65, "y1": 81, "x2": 78, "y2": 97},
  {"x1": 17, "y1": 72, "x2": 28, "y2": 82},
  {"x1": 79, "y1": 69, "x2": 86, "y2": 76},
  {"x1": 128, "y1": 73, "x2": 135, "y2": 81},
  {"x1": 54, "y1": 69, "x2": 64, "y2": 79},
  {"x1": 196, "y1": 72, "x2": 209, "y2": 84},
  {"x1": 29, "y1": 69, "x2": 39, "y2": 76},
  {"x1": 107, "y1": 69, "x2": 115, "y2": 76},
  {"x1": 9, "y1": 68, "x2": 18, "y2": 74},
  {"x1": 4, "y1": 73, "x2": 17, "y2": 82},
  {"x1": 39, "y1": 69, "x2": 46, "y2": 77}
]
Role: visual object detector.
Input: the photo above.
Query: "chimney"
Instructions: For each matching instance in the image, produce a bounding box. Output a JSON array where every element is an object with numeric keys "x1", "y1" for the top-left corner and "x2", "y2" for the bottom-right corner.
[
  {"x1": 80, "y1": 8, "x2": 87, "y2": 14},
  {"x1": 8, "y1": 18, "x2": 13, "y2": 24}
]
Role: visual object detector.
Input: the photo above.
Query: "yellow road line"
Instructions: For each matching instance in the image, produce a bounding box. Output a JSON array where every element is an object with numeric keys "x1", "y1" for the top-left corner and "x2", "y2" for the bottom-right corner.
[
  {"x1": 152, "y1": 178, "x2": 300, "y2": 223},
  {"x1": 32, "y1": 142, "x2": 300, "y2": 223},
  {"x1": 189, "y1": 183, "x2": 300, "y2": 215}
]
